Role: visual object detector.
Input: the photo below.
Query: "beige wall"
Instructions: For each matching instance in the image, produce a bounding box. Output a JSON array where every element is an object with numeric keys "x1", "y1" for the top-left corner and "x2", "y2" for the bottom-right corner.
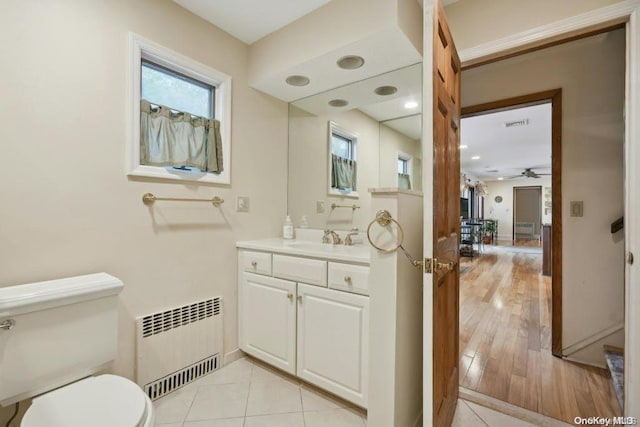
[
  {"x1": 380, "y1": 124, "x2": 422, "y2": 191},
  {"x1": 462, "y1": 30, "x2": 625, "y2": 363},
  {"x1": 445, "y1": 0, "x2": 621, "y2": 52},
  {"x1": 288, "y1": 106, "x2": 380, "y2": 231},
  {"x1": 485, "y1": 177, "x2": 552, "y2": 240},
  {"x1": 0, "y1": 0, "x2": 287, "y2": 414}
]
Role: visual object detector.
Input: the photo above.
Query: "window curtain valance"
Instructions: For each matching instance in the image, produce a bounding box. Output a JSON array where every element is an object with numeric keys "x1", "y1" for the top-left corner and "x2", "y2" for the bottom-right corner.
[
  {"x1": 140, "y1": 100, "x2": 223, "y2": 173},
  {"x1": 331, "y1": 154, "x2": 357, "y2": 191}
]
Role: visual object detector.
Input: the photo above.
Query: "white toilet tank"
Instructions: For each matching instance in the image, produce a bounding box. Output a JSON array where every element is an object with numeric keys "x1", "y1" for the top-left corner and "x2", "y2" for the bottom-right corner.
[{"x1": 0, "y1": 273, "x2": 124, "y2": 406}]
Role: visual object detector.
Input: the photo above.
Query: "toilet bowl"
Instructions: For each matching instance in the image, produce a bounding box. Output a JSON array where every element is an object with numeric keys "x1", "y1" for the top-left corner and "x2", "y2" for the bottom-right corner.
[{"x1": 22, "y1": 375, "x2": 154, "y2": 427}]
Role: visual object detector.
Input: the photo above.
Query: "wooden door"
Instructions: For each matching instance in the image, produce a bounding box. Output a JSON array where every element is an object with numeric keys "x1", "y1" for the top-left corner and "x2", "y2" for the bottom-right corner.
[
  {"x1": 296, "y1": 283, "x2": 369, "y2": 407},
  {"x1": 424, "y1": 1, "x2": 461, "y2": 426},
  {"x1": 239, "y1": 272, "x2": 297, "y2": 374}
]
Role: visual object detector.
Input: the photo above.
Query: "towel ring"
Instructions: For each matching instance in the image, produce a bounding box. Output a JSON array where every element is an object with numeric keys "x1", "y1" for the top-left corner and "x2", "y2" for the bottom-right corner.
[{"x1": 367, "y1": 210, "x2": 405, "y2": 253}]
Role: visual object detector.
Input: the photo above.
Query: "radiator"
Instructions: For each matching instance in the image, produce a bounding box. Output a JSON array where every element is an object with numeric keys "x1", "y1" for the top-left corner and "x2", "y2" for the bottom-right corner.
[
  {"x1": 515, "y1": 222, "x2": 535, "y2": 238},
  {"x1": 136, "y1": 297, "x2": 223, "y2": 400}
]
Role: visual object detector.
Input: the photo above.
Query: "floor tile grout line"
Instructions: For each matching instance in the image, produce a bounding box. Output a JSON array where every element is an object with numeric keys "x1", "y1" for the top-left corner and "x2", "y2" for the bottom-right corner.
[
  {"x1": 242, "y1": 360, "x2": 255, "y2": 426},
  {"x1": 461, "y1": 399, "x2": 491, "y2": 427}
]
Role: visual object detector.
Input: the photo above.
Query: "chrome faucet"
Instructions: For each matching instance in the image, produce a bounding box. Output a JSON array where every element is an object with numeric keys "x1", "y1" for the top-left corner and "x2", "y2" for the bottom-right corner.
[
  {"x1": 344, "y1": 229, "x2": 359, "y2": 246},
  {"x1": 322, "y1": 229, "x2": 342, "y2": 245}
]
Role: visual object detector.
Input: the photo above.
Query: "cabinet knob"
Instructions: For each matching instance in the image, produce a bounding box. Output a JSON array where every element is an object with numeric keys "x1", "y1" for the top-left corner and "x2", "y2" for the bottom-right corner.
[
  {"x1": 251, "y1": 261, "x2": 257, "y2": 268},
  {"x1": 287, "y1": 293, "x2": 293, "y2": 300},
  {"x1": 344, "y1": 276, "x2": 352, "y2": 284},
  {"x1": 297, "y1": 295, "x2": 303, "y2": 303}
]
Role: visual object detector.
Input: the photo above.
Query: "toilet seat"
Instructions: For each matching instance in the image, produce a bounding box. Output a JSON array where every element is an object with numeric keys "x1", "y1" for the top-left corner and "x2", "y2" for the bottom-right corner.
[{"x1": 22, "y1": 374, "x2": 150, "y2": 427}]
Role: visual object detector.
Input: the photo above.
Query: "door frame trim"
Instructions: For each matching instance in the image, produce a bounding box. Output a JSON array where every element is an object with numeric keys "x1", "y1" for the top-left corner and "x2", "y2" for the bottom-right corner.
[
  {"x1": 462, "y1": 89, "x2": 563, "y2": 356},
  {"x1": 453, "y1": 0, "x2": 639, "y2": 414}
]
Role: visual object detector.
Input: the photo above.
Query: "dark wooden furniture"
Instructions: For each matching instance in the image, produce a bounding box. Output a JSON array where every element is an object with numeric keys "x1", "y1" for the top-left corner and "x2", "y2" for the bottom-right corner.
[{"x1": 542, "y1": 223, "x2": 552, "y2": 276}]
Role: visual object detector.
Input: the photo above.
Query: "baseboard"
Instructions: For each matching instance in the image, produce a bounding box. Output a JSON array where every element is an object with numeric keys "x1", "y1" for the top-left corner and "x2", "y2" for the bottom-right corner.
[
  {"x1": 562, "y1": 322, "x2": 624, "y2": 356},
  {"x1": 459, "y1": 387, "x2": 572, "y2": 426},
  {"x1": 223, "y1": 348, "x2": 246, "y2": 366}
]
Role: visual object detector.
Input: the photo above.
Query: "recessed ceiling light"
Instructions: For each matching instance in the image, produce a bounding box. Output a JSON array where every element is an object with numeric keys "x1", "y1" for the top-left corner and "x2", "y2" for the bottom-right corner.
[
  {"x1": 459, "y1": 145, "x2": 468, "y2": 149},
  {"x1": 497, "y1": 177, "x2": 504, "y2": 180},
  {"x1": 337, "y1": 55, "x2": 365, "y2": 70},
  {"x1": 471, "y1": 156, "x2": 480, "y2": 160},
  {"x1": 328, "y1": 99, "x2": 349, "y2": 107},
  {"x1": 374, "y1": 85, "x2": 398, "y2": 96},
  {"x1": 285, "y1": 75, "x2": 310, "y2": 86},
  {"x1": 404, "y1": 101, "x2": 419, "y2": 109}
]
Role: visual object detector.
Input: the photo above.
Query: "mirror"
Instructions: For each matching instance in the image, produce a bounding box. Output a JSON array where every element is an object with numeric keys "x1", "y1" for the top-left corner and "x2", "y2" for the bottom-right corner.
[{"x1": 288, "y1": 63, "x2": 422, "y2": 231}]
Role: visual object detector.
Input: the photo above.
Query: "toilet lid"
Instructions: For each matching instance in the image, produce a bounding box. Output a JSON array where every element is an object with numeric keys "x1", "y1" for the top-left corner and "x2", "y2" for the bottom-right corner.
[{"x1": 22, "y1": 375, "x2": 147, "y2": 427}]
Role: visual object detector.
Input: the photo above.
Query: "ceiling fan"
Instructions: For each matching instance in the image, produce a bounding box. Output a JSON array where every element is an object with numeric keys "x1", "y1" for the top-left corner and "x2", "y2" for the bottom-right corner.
[{"x1": 507, "y1": 168, "x2": 551, "y2": 179}]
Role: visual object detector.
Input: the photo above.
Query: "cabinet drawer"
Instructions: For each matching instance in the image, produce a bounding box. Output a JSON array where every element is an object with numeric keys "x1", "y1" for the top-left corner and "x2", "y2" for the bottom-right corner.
[
  {"x1": 328, "y1": 262, "x2": 370, "y2": 296},
  {"x1": 242, "y1": 250, "x2": 272, "y2": 276},
  {"x1": 273, "y1": 255, "x2": 327, "y2": 287}
]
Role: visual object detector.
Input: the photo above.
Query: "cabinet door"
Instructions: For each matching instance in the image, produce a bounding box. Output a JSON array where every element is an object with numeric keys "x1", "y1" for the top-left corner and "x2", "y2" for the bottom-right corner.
[
  {"x1": 296, "y1": 283, "x2": 369, "y2": 407},
  {"x1": 240, "y1": 272, "x2": 296, "y2": 374}
]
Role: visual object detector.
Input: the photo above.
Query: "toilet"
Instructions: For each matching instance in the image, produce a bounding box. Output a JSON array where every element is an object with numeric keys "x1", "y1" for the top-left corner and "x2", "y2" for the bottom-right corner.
[{"x1": 0, "y1": 273, "x2": 154, "y2": 427}]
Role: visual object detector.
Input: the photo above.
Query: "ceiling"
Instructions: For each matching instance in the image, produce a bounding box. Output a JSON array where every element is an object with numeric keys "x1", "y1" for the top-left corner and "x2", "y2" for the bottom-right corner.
[
  {"x1": 175, "y1": 0, "x2": 458, "y2": 45},
  {"x1": 460, "y1": 103, "x2": 552, "y2": 181},
  {"x1": 174, "y1": 0, "x2": 331, "y2": 44}
]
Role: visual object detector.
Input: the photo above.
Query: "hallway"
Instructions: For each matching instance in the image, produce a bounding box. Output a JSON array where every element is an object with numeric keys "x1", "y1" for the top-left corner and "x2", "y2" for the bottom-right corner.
[{"x1": 458, "y1": 242, "x2": 620, "y2": 424}]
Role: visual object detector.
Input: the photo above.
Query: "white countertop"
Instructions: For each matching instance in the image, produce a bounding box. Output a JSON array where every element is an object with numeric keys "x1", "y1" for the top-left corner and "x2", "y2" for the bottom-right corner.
[{"x1": 236, "y1": 238, "x2": 370, "y2": 264}]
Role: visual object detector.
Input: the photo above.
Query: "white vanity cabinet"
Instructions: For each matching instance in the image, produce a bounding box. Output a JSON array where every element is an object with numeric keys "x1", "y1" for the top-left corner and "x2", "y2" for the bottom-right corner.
[
  {"x1": 296, "y1": 283, "x2": 368, "y2": 406},
  {"x1": 238, "y1": 247, "x2": 369, "y2": 407},
  {"x1": 240, "y1": 272, "x2": 296, "y2": 375}
]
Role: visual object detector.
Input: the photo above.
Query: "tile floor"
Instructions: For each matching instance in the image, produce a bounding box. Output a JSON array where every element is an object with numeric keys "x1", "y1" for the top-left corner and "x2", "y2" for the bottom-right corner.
[{"x1": 154, "y1": 356, "x2": 543, "y2": 426}]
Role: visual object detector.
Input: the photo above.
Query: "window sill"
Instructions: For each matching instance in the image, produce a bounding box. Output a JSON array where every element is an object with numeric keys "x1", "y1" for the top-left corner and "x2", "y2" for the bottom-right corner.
[
  {"x1": 128, "y1": 165, "x2": 229, "y2": 185},
  {"x1": 329, "y1": 188, "x2": 359, "y2": 199}
]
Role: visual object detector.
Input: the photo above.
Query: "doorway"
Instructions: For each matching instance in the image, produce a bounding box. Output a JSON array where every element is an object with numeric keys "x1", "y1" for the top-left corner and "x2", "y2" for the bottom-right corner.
[
  {"x1": 457, "y1": 27, "x2": 626, "y2": 421},
  {"x1": 513, "y1": 186, "x2": 542, "y2": 242}
]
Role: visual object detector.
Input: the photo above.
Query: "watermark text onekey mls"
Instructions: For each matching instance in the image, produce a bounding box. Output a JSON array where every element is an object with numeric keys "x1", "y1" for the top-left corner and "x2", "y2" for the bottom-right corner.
[{"x1": 574, "y1": 417, "x2": 638, "y2": 426}]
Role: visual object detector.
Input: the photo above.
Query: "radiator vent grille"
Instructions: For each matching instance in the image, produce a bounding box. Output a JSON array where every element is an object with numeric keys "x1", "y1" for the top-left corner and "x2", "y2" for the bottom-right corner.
[
  {"x1": 144, "y1": 354, "x2": 219, "y2": 400},
  {"x1": 142, "y1": 297, "x2": 221, "y2": 338}
]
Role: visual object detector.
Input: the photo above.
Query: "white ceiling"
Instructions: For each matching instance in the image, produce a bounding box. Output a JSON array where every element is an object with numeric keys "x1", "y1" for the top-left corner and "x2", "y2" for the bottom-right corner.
[
  {"x1": 175, "y1": 0, "x2": 459, "y2": 45},
  {"x1": 460, "y1": 103, "x2": 552, "y2": 181},
  {"x1": 174, "y1": 0, "x2": 331, "y2": 44}
]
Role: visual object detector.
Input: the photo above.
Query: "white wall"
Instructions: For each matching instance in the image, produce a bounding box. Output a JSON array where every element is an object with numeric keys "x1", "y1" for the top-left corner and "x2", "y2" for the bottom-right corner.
[
  {"x1": 484, "y1": 177, "x2": 552, "y2": 240},
  {"x1": 0, "y1": 1, "x2": 287, "y2": 421},
  {"x1": 462, "y1": 30, "x2": 625, "y2": 363}
]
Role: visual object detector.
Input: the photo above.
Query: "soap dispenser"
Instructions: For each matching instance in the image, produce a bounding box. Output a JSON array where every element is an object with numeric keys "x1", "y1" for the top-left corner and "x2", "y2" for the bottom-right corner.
[{"x1": 283, "y1": 215, "x2": 294, "y2": 239}]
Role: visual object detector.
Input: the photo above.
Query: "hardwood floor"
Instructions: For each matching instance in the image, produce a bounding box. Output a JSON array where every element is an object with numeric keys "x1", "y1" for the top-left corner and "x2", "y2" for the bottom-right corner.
[{"x1": 459, "y1": 242, "x2": 621, "y2": 424}]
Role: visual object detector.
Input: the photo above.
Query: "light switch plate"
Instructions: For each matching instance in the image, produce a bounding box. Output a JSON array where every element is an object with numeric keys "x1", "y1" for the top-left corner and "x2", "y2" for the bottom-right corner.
[
  {"x1": 316, "y1": 200, "x2": 325, "y2": 213},
  {"x1": 236, "y1": 196, "x2": 250, "y2": 212},
  {"x1": 570, "y1": 201, "x2": 583, "y2": 217}
]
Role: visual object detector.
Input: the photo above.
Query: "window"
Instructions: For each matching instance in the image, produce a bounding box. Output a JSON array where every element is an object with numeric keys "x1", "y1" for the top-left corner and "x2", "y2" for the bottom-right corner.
[
  {"x1": 397, "y1": 153, "x2": 412, "y2": 190},
  {"x1": 141, "y1": 59, "x2": 214, "y2": 119},
  {"x1": 328, "y1": 122, "x2": 358, "y2": 197},
  {"x1": 398, "y1": 158, "x2": 408, "y2": 175},
  {"x1": 128, "y1": 33, "x2": 231, "y2": 184}
]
